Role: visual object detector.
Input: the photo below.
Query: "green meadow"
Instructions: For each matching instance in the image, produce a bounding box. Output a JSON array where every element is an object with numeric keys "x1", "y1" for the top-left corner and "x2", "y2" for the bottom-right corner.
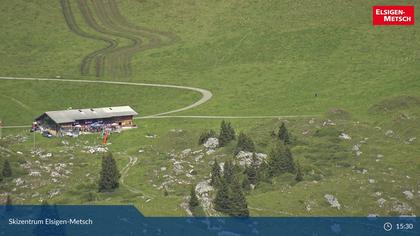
[{"x1": 0, "y1": 0, "x2": 419, "y2": 216}]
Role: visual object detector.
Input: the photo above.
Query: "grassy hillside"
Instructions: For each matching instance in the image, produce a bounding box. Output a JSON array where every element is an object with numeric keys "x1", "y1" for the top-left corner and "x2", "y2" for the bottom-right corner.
[
  {"x1": 1, "y1": 1, "x2": 419, "y2": 118},
  {"x1": 118, "y1": 0, "x2": 420, "y2": 117}
]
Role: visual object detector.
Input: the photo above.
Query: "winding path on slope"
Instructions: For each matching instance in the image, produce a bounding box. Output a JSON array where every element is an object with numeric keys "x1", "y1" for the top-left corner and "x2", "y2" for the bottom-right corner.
[
  {"x1": 120, "y1": 156, "x2": 154, "y2": 198},
  {"x1": 0, "y1": 76, "x2": 212, "y2": 120}
]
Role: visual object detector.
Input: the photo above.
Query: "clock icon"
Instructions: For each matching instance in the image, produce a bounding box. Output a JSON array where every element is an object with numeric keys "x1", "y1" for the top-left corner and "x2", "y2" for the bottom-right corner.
[{"x1": 384, "y1": 222, "x2": 393, "y2": 231}]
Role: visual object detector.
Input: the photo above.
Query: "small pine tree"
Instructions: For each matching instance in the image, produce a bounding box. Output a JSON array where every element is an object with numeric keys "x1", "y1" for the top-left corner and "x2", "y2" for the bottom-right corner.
[
  {"x1": 226, "y1": 122, "x2": 236, "y2": 141},
  {"x1": 210, "y1": 159, "x2": 221, "y2": 187},
  {"x1": 198, "y1": 129, "x2": 216, "y2": 145},
  {"x1": 278, "y1": 122, "x2": 290, "y2": 144},
  {"x1": 98, "y1": 152, "x2": 121, "y2": 192},
  {"x1": 5, "y1": 194, "x2": 12, "y2": 212},
  {"x1": 268, "y1": 144, "x2": 295, "y2": 176},
  {"x1": 214, "y1": 178, "x2": 230, "y2": 213},
  {"x1": 234, "y1": 132, "x2": 256, "y2": 155},
  {"x1": 229, "y1": 179, "x2": 249, "y2": 217},
  {"x1": 189, "y1": 184, "x2": 200, "y2": 210},
  {"x1": 270, "y1": 130, "x2": 277, "y2": 138},
  {"x1": 223, "y1": 159, "x2": 234, "y2": 184},
  {"x1": 163, "y1": 187, "x2": 169, "y2": 197},
  {"x1": 283, "y1": 146, "x2": 296, "y2": 173},
  {"x1": 2, "y1": 160, "x2": 12, "y2": 177},
  {"x1": 245, "y1": 155, "x2": 258, "y2": 185},
  {"x1": 256, "y1": 161, "x2": 271, "y2": 183},
  {"x1": 241, "y1": 176, "x2": 251, "y2": 192},
  {"x1": 295, "y1": 162, "x2": 303, "y2": 182},
  {"x1": 219, "y1": 120, "x2": 236, "y2": 147}
]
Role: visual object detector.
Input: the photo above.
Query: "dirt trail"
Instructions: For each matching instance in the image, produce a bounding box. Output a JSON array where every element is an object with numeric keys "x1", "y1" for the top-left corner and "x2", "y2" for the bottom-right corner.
[
  {"x1": 120, "y1": 156, "x2": 146, "y2": 195},
  {"x1": 60, "y1": 0, "x2": 178, "y2": 78},
  {"x1": 0, "y1": 76, "x2": 213, "y2": 119}
]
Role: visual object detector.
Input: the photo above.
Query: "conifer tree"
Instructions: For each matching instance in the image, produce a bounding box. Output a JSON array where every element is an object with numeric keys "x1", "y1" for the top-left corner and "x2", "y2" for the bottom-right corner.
[
  {"x1": 98, "y1": 152, "x2": 120, "y2": 192},
  {"x1": 295, "y1": 162, "x2": 303, "y2": 182},
  {"x1": 210, "y1": 159, "x2": 221, "y2": 187},
  {"x1": 256, "y1": 161, "x2": 271, "y2": 183},
  {"x1": 5, "y1": 194, "x2": 12, "y2": 212},
  {"x1": 219, "y1": 120, "x2": 236, "y2": 147},
  {"x1": 234, "y1": 132, "x2": 256, "y2": 155},
  {"x1": 245, "y1": 155, "x2": 258, "y2": 185},
  {"x1": 282, "y1": 146, "x2": 296, "y2": 173},
  {"x1": 223, "y1": 159, "x2": 234, "y2": 184},
  {"x1": 278, "y1": 122, "x2": 290, "y2": 144},
  {"x1": 229, "y1": 179, "x2": 249, "y2": 217},
  {"x1": 198, "y1": 129, "x2": 216, "y2": 145},
  {"x1": 2, "y1": 160, "x2": 12, "y2": 177},
  {"x1": 189, "y1": 184, "x2": 200, "y2": 211},
  {"x1": 268, "y1": 144, "x2": 295, "y2": 176},
  {"x1": 241, "y1": 176, "x2": 251, "y2": 192},
  {"x1": 214, "y1": 178, "x2": 230, "y2": 213}
]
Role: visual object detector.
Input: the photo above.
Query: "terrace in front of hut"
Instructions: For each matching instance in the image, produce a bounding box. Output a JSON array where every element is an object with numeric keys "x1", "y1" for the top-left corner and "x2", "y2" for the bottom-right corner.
[{"x1": 33, "y1": 106, "x2": 138, "y2": 137}]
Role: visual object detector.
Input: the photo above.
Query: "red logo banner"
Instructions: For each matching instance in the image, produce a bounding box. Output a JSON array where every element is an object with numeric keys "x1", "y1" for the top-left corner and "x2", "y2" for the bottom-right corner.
[{"x1": 373, "y1": 6, "x2": 414, "y2": 25}]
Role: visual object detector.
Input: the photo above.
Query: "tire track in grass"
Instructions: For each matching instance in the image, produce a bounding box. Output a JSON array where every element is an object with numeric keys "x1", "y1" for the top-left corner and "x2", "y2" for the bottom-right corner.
[
  {"x1": 60, "y1": 0, "x2": 118, "y2": 76},
  {"x1": 61, "y1": 0, "x2": 179, "y2": 78}
]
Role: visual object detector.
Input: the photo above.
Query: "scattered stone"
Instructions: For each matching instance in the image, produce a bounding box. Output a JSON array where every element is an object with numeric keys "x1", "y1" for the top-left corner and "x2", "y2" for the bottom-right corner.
[
  {"x1": 48, "y1": 189, "x2": 60, "y2": 198},
  {"x1": 403, "y1": 191, "x2": 414, "y2": 200},
  {"x1": 235, "y1": 151, "x2": 267, "y2": 166},
  {"x1": 50, "y1": 171, "x2": 60, "y2": 178},
  {"x1": 203, "y1": 138, "x2": 219, "y2": 150},
  {"x1": 83, "y1": 145, "x2": 107, "y2": 154},
  {"x1": 352, "y1": 144, "x2": 360, "y2": 151},
  {"x1": 391, "y1": 201, "x2": 412, "y2": 214},
  {"x1": 206, "y1": 149, "x2": 216, "y2": 155},
  {"x1": 181, "y1": 149, "x2": 192, "y2": 157},
  {"x1": 160, "y1": 167, "x2": 167, "y2": 171},
  {"x1": 145, "y1": 134, "x2": 157, "y2": 139},
  {"x1": 368, "y1": 179, "x2": 376, "y2": 184},
  {"x1": 377, "y1": 198, "x2": 386, "y2": 208},
  {"x1": 352, "y1": 144, "x2": 362, "y2": 156},
  {"x1": 14, "y1": 178, "x2": 24, "y2": 186},
  {"x1": 195, "y1": 180, "x2": 215, "y2": 214},
  {"x1": 16, "y1": 151, "x2": 23, "y2": 155},
  {"x1": 138, "y1": 149, "x2": 144, "y2": 153},
  {"x1": 194, "y1": 154, "x2": 203, "y2": 162},
  {"x1": 170, "y1": 129, "x2": 183, "y2": 133},
  {"x1": 385, "y1": 130, "x2": 394, "y2": 137},
  {"x1": 324, "y1": 194, "x2": 341, "y2": 209},
  {"x1": 173, "y1": 161, "x2": 184, "y2": 175},
  {"x1": 339, "y1": 133, "x2": 351, "y2": 140},
  {"x1": 322, "y1": 119, "x2": 336, "y2": 126},
  {"x1": 406, "y1": 137, "x2": 416, "y2": 144}
]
